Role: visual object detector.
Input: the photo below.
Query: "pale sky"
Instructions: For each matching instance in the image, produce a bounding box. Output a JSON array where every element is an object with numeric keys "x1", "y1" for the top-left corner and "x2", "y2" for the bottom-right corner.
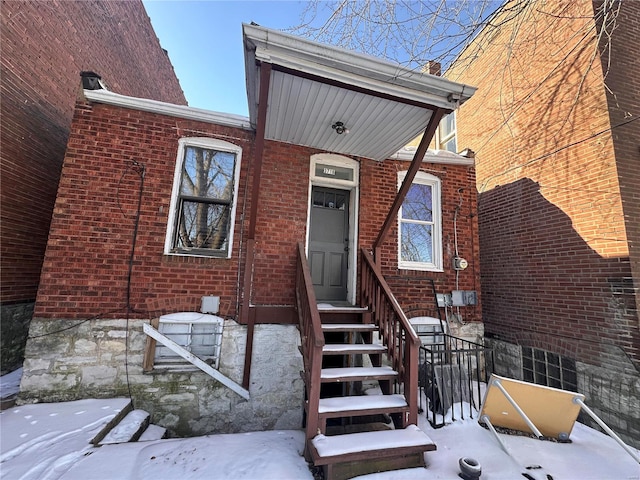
[{"x1": 143, "y1": 1, "x2": 310, "y2": 115}]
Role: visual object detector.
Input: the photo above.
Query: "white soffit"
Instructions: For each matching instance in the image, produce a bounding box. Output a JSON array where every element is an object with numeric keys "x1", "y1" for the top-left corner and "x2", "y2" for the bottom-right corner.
[
  {"x1": 267, "y1": 70, "x2": 432, "y2": 161},
  {"x1": 243, "y1": 23, "x2": 476, "y2": 162}
]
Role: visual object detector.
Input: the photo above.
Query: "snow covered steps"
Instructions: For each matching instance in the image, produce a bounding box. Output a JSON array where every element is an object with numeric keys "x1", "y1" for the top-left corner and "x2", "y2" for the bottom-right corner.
[
  {"x1": 300, "y1": 309, "x2": 434, "y2": 479},
  {"x1": 323, "y1": 343, "x2": 386, "y2": 355},
  {"x1": 319, "y1": 394, "x2": 407, "y2": 415},
  {"x1": 91, "y1": 402, "x2": 166, "y2": 445},
  {"x1": 321, "y1": 366, "x2": 398, "y2": 383},
  {"x1": 99, "y1": 409, "x2": 150, "y2": 444},
  {"x1": 317, "y1": 394, "x2": 409, "y2": 432},
  {"x1": 321, "y1": 323, "x2": 378, "y2": 333},
  {"x1": 309, "y1": 424, "x2": 436, "y2": 480},
  {"x1": 138, "y1": 423, "x2": 168, "y2": 442}
]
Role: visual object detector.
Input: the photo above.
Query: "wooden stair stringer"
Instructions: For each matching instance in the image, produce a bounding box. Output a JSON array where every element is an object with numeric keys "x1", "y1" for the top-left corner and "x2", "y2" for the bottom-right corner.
[
  {"x1": 301, "y1": 312, "x2": 435, "y2": 479},
  {"x1": 309, "y1": 425, "x2": 436, "y2": 480}
]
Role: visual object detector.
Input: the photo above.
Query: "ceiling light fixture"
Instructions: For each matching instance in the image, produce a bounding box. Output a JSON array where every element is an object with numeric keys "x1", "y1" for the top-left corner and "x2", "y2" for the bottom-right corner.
[{"x1": 332, "y1": 121, "x2": 349, "y2": 135}]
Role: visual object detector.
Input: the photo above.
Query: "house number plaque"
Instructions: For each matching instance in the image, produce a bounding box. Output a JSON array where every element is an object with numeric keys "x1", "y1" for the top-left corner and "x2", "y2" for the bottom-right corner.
[{"x1": 315, "y1": 163, "x2": 354, "y2": 181}]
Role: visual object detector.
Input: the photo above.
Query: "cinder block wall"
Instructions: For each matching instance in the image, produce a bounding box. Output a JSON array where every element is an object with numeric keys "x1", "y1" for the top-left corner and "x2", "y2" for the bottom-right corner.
[{"x1": 1, "y1": 0, "x2": 185, "y2": 372}]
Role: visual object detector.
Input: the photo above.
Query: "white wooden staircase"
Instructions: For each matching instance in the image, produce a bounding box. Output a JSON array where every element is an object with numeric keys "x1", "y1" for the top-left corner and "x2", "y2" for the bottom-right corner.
[{"x1": 295, "y1": 244, "x2": 436, "y2": 480}]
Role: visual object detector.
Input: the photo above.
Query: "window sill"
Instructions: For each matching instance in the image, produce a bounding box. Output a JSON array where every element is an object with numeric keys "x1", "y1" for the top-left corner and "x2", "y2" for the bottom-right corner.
[
  {"x1": 145, "y1": 363, "x2": 217, "y2": 374},
  {"x1": 398, "y1": 264, "x2": 444, "y2": 273},
  {"x1": 163, "y1": 250, "x2": 231, "y2": 259}
]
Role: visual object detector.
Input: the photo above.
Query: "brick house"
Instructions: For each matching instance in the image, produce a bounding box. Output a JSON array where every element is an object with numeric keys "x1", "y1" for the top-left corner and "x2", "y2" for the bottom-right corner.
[
  {"x1": 0, "y1": 0, "x2": 185, "y2": 374},
  {"x1": 445, "y1": 0, "x2": 639, "y2": 446},
  {"x1": 20, "y1": 24, "x2": 481, "y2": 467}
]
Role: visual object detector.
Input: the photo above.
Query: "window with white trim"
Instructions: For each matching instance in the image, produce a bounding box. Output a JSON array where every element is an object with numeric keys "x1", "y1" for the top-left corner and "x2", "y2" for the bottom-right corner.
[
  {"x1": 437, "y1": 112, "x2": 457, "y2": 153},
  {"x1": 155, "y1": 313, "x2": 224, "y2": 370},
  {"x1": 165, "y1": 138, "x2": 241, "y2": 257},
  {"x1": 398, "y1": 171, "x2": 442, "y2": 271}
]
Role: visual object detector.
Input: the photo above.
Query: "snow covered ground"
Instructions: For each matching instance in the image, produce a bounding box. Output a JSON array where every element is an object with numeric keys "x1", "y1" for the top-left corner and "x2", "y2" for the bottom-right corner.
[{"x1": 1, "y1": 395, "x2": 638, "y2": 480}]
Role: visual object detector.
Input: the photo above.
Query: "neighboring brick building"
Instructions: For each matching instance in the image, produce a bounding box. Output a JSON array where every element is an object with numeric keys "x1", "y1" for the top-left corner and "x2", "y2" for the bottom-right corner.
[
  {"x1": 20, "y1": 25, "x2": 480, "y2": 437},
  {"x1": 446, "y1": 0, "x2": 639, "y2": 446},
  {"x1": 0, "y1": 0, "x2": 185, "y2": 373}
]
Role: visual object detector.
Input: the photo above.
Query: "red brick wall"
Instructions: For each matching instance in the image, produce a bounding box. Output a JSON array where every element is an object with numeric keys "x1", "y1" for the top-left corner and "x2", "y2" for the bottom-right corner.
[
  {"x1": 360, "y1": 159, "x2": 481, "y2": 323},
  {"x1": 1, "y1": 0, "x2": 185, "y2": 304},
  {"x1": 35, "y1": 102, "x2": 252, "y2": 320},
  {"x1": 35, "y1": 100, "x2": 481, "y2": 324},
  {"x1": 598, "y1": 0, "x2": 640, "y2": 335},
  {"x1": 446, "y1": 0, "x2": 638, "y2": 366},
  {"x1": 252, "y1": 143, "x2": 313, "y2": 305}
]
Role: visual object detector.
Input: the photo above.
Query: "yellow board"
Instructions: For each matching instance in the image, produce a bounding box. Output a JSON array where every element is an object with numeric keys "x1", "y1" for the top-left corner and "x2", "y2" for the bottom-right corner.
[{"x1": 480, "y1": 374, "x2": 585, "y2": 439}]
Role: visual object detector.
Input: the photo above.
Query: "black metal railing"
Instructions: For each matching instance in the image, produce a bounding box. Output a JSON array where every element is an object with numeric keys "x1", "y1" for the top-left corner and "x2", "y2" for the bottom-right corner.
[{"x1": 418, "y1": 333, "x2": 494, "y2": 428}]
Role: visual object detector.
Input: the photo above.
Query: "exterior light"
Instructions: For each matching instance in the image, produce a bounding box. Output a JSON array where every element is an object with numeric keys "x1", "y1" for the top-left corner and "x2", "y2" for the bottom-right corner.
[{"x1": 332, "y1": 121, "x2": 349, "y2": 135}]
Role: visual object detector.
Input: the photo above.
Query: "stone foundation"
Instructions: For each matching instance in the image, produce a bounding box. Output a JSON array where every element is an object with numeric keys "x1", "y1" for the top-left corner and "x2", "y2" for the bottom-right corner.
[
  {"x1": 19, "y1": 317, "x2": 304, "y2": 437},
  {"x1": 447, "y1": 321, "x2": 484, "y2": 345}
]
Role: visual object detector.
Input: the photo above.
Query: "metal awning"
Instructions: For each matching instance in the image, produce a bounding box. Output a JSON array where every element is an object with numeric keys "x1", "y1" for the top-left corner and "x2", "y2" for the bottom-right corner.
[{"x1": 243, "y1": 23, "x2": 476, "y2": 161}]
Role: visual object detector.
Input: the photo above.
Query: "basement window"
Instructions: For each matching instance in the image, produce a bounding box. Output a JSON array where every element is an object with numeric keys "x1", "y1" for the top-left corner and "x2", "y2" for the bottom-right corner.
[
  {"x1": 410, "y1": 317, "x2": 446, "y2": 347},
  {"x1": 522, "y1": 347, "x2": 577, "y2": 391},
  {"x1": 154, "y1": 313, "x2": 224, "y2": 370},
  {"x1": 398, "y1": 171, "x2": 443, "y2": 271},
  {"x1": 165, "y1": 138, "x2": 242, "y2": 258}
]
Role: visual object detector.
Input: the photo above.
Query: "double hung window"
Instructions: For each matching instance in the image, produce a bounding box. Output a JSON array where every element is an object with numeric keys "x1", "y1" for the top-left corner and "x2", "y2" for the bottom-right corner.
[
  {"x1": 398, "y1": 171, "x2": 442, "y2": 271},
  {"x1": 165, "y1": 138, "x2": 241, "y2": 257},
  {"x1": 438, "y1": 112, "x2": 457, "y2": 153}
]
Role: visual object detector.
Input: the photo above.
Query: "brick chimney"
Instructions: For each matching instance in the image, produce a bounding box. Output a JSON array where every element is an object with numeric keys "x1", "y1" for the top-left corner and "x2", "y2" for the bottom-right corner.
[
  {"x1": 424, "y1": 61, "x2": 442, "y2": 76},
  {"x1": 80, "y1": 71, "x2": 103, "y2": 90}
]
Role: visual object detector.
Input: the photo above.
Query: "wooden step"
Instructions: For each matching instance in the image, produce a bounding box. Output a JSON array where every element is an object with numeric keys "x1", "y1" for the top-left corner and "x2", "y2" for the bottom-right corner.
[
  {"x1": 309, "y1": 425, "x2": 436, "y2": 480},
  {"x1": 318, "y1": 305, "x2": 370, "y2": 324},
  {"x1": 322, "y1": 323, "x2": 377, "y2": 333},
  {"x1": 321, "y1": 366, "x2": 397, "y2": 383},
  {"x1": 99, "y1": 409, "x2": 150, "y2": 445},
  {"x1": 319, "y1": 394, "x2": 408, "y2": 416},
  {"x1": 317, "y1": 305, "x2": 369, "y2": 313},
  {"x1": 323, "y1": 343, "x2": 386, "y2": 355}
]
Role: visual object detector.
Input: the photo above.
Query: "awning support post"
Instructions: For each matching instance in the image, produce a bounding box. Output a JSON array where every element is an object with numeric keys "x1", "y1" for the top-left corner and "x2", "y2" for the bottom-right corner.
[
  {"x1": 241, "y1": 62, "x2": 272, "y2": 390},
  {"x1": 372, "y1": 107, "x2": 447, "y2": 261}
]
